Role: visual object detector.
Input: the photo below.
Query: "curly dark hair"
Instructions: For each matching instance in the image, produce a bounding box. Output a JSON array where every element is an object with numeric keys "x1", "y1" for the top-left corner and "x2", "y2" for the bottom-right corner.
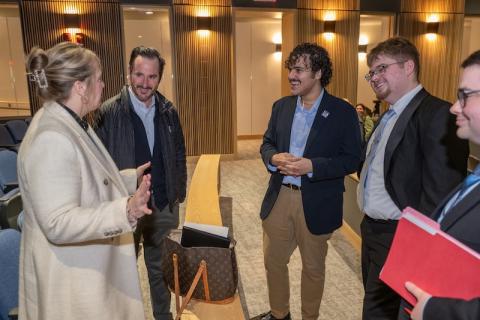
[{"x1": 284, "y1": 43, "x2": 333, "y2": 88}]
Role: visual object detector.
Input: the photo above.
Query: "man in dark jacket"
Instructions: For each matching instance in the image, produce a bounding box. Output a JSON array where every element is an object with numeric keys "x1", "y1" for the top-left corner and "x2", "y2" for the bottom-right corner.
[{"x1": 95, "y1": 46, "x2": 187, "y2": 320}]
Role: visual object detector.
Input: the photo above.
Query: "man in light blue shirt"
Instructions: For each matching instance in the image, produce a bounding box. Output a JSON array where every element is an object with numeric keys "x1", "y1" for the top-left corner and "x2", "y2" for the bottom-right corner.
[
  {"x1": 357, "y1": 37, "x2": 468, "y2": 320},
  {"x1": 257, "y1": 43, "x2": 362, "y2": 320}
]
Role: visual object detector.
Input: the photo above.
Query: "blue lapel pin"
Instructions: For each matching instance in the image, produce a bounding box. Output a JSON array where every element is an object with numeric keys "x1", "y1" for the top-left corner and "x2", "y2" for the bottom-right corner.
[{"x1": 321, "y1": 110, "x2": 330, "y2": 118}]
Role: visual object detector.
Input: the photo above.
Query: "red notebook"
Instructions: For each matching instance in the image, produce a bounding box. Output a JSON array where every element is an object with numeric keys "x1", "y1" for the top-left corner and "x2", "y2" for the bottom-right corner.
[{"x1": 379, "y1": 207, "x2": 480, "y2": 305}]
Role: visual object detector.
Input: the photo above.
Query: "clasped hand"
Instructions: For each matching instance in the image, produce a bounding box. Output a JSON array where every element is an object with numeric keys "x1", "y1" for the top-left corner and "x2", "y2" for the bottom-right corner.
[{"x1": 271, "y1": 152, "x2": 313, "y2": 177}]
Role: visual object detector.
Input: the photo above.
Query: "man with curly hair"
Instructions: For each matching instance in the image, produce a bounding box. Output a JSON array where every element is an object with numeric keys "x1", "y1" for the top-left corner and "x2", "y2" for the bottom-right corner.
[{"x1": 257, "y1": 43, "x2": 362, "y2": 320}]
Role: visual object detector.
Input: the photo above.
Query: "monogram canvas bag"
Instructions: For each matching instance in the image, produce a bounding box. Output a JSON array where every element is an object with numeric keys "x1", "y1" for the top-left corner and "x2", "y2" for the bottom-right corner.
[{"x1": 161, "y1": 229, "x2": 238, "y2": 304}]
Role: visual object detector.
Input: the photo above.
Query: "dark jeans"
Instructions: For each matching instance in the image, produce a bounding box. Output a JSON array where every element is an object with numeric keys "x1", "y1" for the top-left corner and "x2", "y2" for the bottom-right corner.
[
  {"x1": 361, "y1": 215, "x2": 401, "y2": 320},
  {"x1": 135, "y1": 201, "x2": 179, "y2": 320}
]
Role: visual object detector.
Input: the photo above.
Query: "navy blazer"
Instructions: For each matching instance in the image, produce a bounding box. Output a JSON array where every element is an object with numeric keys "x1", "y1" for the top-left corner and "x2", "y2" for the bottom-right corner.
[{"x1": 260, "y1": 91, "x2": 362, "y2": 235}]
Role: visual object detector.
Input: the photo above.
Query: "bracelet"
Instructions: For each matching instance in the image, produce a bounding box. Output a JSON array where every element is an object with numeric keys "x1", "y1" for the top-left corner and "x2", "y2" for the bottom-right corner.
[{"x1": 126, "y1": 196, "x2": 137, "y2": 225}]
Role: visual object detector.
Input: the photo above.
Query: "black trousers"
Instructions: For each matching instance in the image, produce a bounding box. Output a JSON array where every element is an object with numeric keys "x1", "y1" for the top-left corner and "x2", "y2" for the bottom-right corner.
[
  {"x1": 135, "y1": 201, "x2": 179, "y2": 320},
  {"x1": 361, "y1": 215, "x2": 401, "y2": 320}
]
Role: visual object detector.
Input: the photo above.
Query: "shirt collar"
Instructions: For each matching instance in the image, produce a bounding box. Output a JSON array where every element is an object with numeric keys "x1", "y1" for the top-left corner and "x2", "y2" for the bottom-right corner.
[
  {"x1": 296, "y1": 88, "x2": 325, "y2": 114},
  {"x1": 390, "y1": 84, "x2": 423, "y2": 115},
  {"x1": 58, "y1": 102, "x2": 89, "y2": 132}
]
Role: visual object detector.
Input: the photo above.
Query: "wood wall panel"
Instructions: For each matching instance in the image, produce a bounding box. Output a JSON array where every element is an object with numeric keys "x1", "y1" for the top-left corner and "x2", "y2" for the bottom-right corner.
[
  {"x1": 172, "y1": 4, "x2": 234, "y2": 155},
  {"x1": 20, "y1": 0, "x2": 124, "y2": 115},
  {"x1": 401, "y1": 0, "x2": 464, "y2": 13},
  {"x1": 173, "y1": 0, "x2": 231, "y2": 6},
  {"x1": 399, "y1": 0, "x2": 465, "y2": 103},
  {"x1": 297, "y1": 9, "x2": 360, "y2": 104},
  {"x1": 297, "y1": 0, "x2": 359, "y2": 10}
]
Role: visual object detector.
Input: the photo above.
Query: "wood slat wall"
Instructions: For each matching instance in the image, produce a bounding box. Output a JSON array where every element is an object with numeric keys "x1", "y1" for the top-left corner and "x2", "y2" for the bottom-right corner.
[
  {"x1": 401, "y1": 0, "x2": 464, "y2": 13},
  {"x1": 399, "y1": 0, "x2": 464, "y2": 102},
  {"x1": 297, "y1": 0, "x2": 359, "y2": 10},
  {"x1": 20, "y1": 0, "x2": 124, "y2": 115},
  {"x1": 297, "y1": 8, "x2": 360, "y2": 104},
  {"x1": 173, "y1": 0, "x2": 231, "y2": 6},
  {"x1": 172, "y1": 3, "x2": 234, "y2": 155}
]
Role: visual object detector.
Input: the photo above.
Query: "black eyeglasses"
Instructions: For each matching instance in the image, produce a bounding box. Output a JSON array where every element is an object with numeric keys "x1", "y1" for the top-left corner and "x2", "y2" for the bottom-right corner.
[
  {"x1": 364, "y1": 61, "x2": 406, "y2": 81},
  {"x1": 457, "y1": 89, "x2": 480, "y2": 108}
]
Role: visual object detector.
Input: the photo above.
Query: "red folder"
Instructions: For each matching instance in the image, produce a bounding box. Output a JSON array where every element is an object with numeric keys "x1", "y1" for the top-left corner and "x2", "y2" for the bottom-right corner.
[{"x1": 379, "y1": 207, "x2": 480, "y2": 305}]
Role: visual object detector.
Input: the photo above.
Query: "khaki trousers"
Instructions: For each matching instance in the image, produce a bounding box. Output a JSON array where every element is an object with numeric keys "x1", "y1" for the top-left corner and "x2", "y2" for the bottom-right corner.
[{"x1": 263, "y1": 186, "x2": 331, "y2": 320}]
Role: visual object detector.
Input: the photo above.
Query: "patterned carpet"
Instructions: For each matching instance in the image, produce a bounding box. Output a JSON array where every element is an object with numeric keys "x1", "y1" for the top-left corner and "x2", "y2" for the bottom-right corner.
[{"x1": 138, "y1": 140, "x2": 364, "y2": 320}]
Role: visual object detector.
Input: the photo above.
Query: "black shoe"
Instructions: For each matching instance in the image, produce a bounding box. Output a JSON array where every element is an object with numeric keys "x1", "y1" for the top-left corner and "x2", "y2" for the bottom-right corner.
[{"x1": 253, "y1": 311, "x2": 291, "y2": 320}]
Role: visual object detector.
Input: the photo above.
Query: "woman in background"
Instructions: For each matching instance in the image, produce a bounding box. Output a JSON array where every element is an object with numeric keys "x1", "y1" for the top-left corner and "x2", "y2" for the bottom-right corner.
[{"x1": 18, "y1": 42, "x2": 151, "y2": 320}]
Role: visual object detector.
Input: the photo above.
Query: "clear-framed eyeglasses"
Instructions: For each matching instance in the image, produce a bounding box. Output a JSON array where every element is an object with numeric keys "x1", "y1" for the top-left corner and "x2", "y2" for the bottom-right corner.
[
  {"x1": 457, "y1": 89, "x2": 480, "y2": 108},
  {"x1": 364, "y1": 61, "x2": 406, "y2": 81}
]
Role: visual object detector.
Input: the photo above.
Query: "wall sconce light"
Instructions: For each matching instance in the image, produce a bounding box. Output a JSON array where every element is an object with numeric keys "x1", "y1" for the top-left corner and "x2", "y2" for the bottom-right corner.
[
  {"x1": 358, "y1": 44, "x2": 367, "y2": 60},
  {"x1": 426, "y1": 14, "x2": 439, "y2": 41},
  {"x1": 324, "y1": 20, "x2": 336, "y2": 33},
  {"x1": 64, "y1": 13, "x2": 80, "y2": 29},
  {"x1": 323, "y1": 20, "x2": 336, "y2": 41},
  {"x1": 275, "y1": 43, "x2": 282, "y2": 52},
  {"x1": 63, "y1": 13, "x2": 84, "y2": 44},
  {"x1": 197, "y1": 16, "x2": 212, "y2": 31},
  {"x1": 426, "y1": 21, "x2": 439, "y2": 34}
]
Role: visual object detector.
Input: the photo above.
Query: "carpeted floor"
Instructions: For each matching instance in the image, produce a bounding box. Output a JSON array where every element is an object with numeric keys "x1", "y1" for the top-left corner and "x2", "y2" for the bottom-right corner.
[{"x1": 138, "y1": 140, "x2": 363, "y2": 320}]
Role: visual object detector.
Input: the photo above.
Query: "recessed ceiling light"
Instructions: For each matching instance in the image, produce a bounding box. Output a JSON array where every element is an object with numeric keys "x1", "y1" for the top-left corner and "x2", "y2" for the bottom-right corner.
[
  {"x1": 137, "y1": 35, "x2": 143, "y2": 38},
  {"x1": 145, "y1": 11, "x2": 154, "y2": 15}
]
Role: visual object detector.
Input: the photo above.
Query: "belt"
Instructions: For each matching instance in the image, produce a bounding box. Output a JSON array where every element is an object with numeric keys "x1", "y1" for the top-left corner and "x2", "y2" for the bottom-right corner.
[
  {"x1": 364, "y1": 214, "x2": 398, "y2": 225},
  {"x1": 282, "y1": 183, "x2": 301, "y2": 191}
]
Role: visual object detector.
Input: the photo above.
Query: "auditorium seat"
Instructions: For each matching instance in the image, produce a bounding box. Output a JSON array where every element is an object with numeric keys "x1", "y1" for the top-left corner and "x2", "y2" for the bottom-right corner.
[
  {"x1": 5, "y1": 120, "x2": 27, "y2": 144},
  {"x1": 0, "y1": 229, "x2": 20, "y2": 320}
]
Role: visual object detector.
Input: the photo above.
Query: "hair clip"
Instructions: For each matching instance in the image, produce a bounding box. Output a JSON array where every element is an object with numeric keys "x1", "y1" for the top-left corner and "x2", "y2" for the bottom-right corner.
[{"x1": 28, "y1": 69, "x2": 48, "y2": 89}]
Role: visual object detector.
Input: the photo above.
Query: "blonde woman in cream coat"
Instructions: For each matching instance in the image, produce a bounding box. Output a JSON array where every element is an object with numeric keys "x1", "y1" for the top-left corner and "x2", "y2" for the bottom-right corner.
[{"x1": 18, "y1": 42, "x2": 152, "y2": 320}]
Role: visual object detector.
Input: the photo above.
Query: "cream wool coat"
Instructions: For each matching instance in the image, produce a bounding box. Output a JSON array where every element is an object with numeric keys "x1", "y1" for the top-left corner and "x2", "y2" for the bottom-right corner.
[{"x1": 17, "y1": 102, "x2": 146, "y2": 320}]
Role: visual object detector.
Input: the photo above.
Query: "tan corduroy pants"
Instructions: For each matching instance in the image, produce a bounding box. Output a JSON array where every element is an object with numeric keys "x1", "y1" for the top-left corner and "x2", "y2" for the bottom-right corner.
[{"x1": 262, "y1": 186, "x2": 331, "y2": 320}]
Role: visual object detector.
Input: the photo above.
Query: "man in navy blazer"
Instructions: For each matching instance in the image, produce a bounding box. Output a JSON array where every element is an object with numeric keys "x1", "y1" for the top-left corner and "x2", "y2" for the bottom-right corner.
[
  {"x1": 258, "y1": 43, "x2": 361, "y2": 320},
  {"x1": 401, "y1": 50, "x2": 480, "y2": 320}
]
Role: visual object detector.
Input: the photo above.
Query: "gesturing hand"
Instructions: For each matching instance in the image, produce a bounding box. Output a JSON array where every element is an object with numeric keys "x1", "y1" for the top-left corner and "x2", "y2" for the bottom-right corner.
[
  {"x1": 127, "y1": 174, "x2": 152, "y2": 222},
  {"x1": 136, "y1": 161, "x2": 151, "y2": 186}
]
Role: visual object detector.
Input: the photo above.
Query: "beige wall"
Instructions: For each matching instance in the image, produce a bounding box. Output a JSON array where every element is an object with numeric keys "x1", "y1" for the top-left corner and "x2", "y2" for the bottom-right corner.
[
  {"x1": 462, "y1": 17, "x2": 480, "y2": 63},
  {"x1": 0, "y1": 5, "x2": 30, "y2": 117},
  {"x1": 356, "y1": 15, "x2": 393, "y2": 111},
  {"x1": 123, "y1": 7, "x2": 174, "y2": 103},
  {"x1": 235, "y1": 16, "x2": 281, "y2": 136}
]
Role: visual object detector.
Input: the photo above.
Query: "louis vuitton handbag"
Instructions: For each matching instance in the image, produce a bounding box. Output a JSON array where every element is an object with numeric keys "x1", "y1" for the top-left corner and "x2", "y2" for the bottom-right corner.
[{"x1": 161, "y1": 229, "x2": 238, "y2": 318}]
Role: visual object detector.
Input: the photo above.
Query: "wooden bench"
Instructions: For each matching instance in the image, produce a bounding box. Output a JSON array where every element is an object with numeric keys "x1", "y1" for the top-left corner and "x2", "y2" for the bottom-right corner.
[{"x1": 181, "y1": 154, "x2": 245, "y2": 320}]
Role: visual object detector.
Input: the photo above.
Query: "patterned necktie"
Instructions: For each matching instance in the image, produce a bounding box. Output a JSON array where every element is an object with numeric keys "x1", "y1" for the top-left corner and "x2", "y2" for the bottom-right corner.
[
  {"x1": 358, "y1": 108, "x2": 396, "y2": 211},
  {"x1": 437, "y1": 167, "x2": 480, "y2": 223}
]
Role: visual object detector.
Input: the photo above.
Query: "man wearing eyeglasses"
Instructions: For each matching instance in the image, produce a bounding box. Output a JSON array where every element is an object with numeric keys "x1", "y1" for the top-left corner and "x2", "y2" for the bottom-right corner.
[
  {"x1": 357, "y1": 37, "x2": 469, "y2": 320},
  {"x1": 257, "y1": 43, "x2": 361, "y2": 320},
  {"x1": 400, "y1": 50, "x2": 480, "y2": 320}
]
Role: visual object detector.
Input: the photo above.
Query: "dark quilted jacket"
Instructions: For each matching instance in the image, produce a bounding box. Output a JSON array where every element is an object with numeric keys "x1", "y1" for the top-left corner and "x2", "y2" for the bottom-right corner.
[{"x1": 94, "y1": 86, "x2": 187, "y2": 208}]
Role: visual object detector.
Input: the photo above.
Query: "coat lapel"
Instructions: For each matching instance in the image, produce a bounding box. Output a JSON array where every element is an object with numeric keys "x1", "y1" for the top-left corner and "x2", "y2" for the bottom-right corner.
[
  {"x1": 304, "y1": 91, "x2": 330, "y2": 153},
  {"x1": 48, "y1": 103, "x2": 128, "y2": 195},
  {"x1": 441, "y1": 184, "x2": 480, "y2": 230},
  {"x1": 282, "y1": 96, "x2": 297, "y2": 152},
  {"x1": 384, "y1": 88, "x2": 429, "y2": 177}
]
